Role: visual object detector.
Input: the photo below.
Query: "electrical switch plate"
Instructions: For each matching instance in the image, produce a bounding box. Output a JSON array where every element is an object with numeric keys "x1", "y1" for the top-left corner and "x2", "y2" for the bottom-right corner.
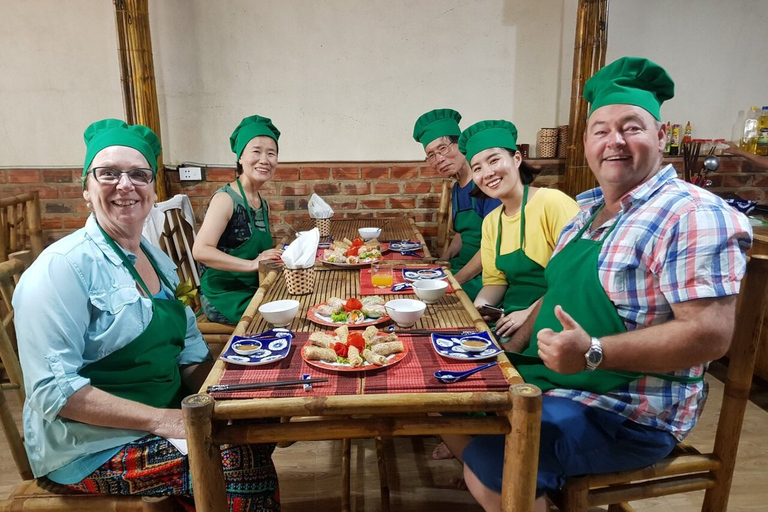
[{"x1": 179, "y1": 166, "x2": 202, "y2": 181}]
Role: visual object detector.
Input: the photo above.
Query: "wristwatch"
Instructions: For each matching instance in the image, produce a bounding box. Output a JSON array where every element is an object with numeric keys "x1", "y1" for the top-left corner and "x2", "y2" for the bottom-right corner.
[{"x1": 584, "y1": 337, "x2": 603, "y2": 371}]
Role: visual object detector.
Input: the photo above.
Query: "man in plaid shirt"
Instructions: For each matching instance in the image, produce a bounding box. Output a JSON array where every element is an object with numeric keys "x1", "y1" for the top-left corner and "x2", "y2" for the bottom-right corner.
[{"x1": 462, "y1": 57, "x2": 753, "y2": 512}]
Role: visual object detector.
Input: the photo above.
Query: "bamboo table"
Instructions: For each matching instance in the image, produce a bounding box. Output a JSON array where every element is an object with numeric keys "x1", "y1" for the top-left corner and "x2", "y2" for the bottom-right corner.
[
  {"x1": 183, "y1": 267, "x2": 541, "y2": 512},
  {"x1": 294, "y1": 218, "x2": 433, "y2": 261}
]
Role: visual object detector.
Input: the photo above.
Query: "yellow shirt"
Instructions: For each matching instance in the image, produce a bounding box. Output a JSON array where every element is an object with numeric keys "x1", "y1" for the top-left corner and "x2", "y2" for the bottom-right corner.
[{"x1": 481, "y1": 188, "x2": 579, "y2": 286}]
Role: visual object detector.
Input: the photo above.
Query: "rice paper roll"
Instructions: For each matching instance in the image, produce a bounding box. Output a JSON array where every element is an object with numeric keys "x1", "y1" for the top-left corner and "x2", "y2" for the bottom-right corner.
[
  {"x1": 361, "y1": 296, "x2": 384, "y2": 306},
  {"x1": 371, "y1": 341, "x2": 404, "y2": 356},
  {"x1": 347, "y1": 345, "x2": 364, "y2": 368},
  {"x1": 363, "y1": 348, "x2": 388, "y2": 366},
  {"x1": 327, "y1": 297, "x2": 345, "y2": 310},
  {"x1": 305, "y1": 346, "x2": 338, "y2": 362},
  {"x1": 315, "y1": 304, "x2": 336, "y2": 317},
  {"x1": 309, "y1": 332, "x2": 335, "y2": 348},
  {"x1": 361, "y1": 304, "x2": 386, "y2": 319}
]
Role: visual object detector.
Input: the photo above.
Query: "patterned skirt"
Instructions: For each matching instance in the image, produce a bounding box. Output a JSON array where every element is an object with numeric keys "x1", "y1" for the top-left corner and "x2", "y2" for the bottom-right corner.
[{"x1": 63, "y1": 434, "x2": 280, "y2": 512}]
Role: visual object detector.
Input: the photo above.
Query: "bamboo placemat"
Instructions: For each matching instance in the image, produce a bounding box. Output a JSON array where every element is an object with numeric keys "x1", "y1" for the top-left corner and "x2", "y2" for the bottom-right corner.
[{"x1": 363, "y1": 333, "x2": 510, "y2": 394}]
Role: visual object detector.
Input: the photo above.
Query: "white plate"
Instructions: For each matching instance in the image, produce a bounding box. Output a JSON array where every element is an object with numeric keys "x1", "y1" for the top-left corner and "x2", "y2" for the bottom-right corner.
[{"x1": 402, "y1": 267, "x2": 447, "y2": 282}]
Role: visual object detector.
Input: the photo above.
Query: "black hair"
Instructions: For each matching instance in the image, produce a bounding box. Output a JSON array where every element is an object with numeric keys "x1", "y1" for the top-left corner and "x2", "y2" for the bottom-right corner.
[
  {"x1": 469, "y1": 148, "x2": 538, "y2": 199},
  {"x1": 235, "y1": 139, "x2": 279, "y2": 176}
]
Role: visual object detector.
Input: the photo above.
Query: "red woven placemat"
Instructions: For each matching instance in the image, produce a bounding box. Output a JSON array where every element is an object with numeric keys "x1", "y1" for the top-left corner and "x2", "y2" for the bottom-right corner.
[
  {"x1": 209, "y1": 333, "x2": 361, "y2": 399},
  {"x1": 363, "y1": 333, "x2": 510, "y2": 394},
  {"x1": 359, "y1": 266, "x2": 454, "y2": 296}
]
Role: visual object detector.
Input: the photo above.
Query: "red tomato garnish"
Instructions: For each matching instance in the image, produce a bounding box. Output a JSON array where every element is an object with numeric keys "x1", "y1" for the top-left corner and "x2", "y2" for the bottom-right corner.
[
  {"x1": 345, "y1": 246, "x2": 360, "y2": 257},
  {"x1": 352, "y1": 237, "x2": 364, "y2": 247},
  {"x1": 344, "y1": 298, "x2": 363, "y2": 312},
  {"x1": 333, "y1": 343, "x2": 348, "y2": 358},
  {"x1": 348, "y1": 332, "x2": 365, "y2": 351}
]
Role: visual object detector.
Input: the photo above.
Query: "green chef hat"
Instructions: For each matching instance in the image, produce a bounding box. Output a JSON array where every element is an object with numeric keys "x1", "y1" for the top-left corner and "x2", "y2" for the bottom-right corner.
[
  {"x1": 230, "y1": 115, "x2": 280, "y2": 160},
  {"x1": 584, "y1": 56, "x2": 674, "y2": 121},
  {"x1": 82, "y1": 119, "x2": 161, "y2": 179},
  {"x1": 413, "y1": 109, "x2": 462, "y2": 148},
  {"x1": 458, "y1": 120, "x2": 518, "y2": 163}
]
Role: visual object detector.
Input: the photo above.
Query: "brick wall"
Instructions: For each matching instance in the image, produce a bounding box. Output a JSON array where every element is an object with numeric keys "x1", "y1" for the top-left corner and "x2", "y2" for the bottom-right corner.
[{"x1": 0, "y1": 156, "x2": 762, "y2": 249}]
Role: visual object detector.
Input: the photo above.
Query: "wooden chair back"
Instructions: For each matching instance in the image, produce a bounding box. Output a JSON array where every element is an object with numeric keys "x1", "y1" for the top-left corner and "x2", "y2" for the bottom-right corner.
[
  {"x1": 435, "y1": 180, "x2": 452, "y2": 256},
  {"x1": 552, "y1": 254, "x2": 768, "y2": 512},
  {"x1": 0, "y1": 262, "x2": 175, "y2": 511},
  {"x1": 0, "y1": 257, "x2": 28, "y2": 404},
  {"x1": 158, "y1": 207, "x2": 200, "y2": 287},
  {"x1": 0, "y1": 192, "x2": 44, "y2": 263}
]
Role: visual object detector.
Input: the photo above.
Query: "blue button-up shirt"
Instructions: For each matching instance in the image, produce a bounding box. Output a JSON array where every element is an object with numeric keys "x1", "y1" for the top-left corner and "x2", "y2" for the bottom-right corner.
[{"x1": 13, "y1": 215, "x2": 210, "y2": 477}]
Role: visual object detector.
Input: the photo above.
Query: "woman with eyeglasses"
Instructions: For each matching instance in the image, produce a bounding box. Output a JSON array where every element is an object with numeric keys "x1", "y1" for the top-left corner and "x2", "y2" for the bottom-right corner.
[
  {"x1": 13, "y1": 119, "x2": 280, "y2": 511},
  {"x1": 462, "y1": 120, "x2": 578, "y2": 339},
  {"x1": 193, "y1": 115, "x2": 283, "y2": 325},
  {"x1": 413, "y1": 109, "x2": 501, "y2": 301}
]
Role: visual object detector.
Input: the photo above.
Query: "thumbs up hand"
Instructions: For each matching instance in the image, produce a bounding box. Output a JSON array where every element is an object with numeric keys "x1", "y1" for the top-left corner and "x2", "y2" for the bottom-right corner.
[{"x1": 536, "y1": 305, "x2": 592, "y2": 374}]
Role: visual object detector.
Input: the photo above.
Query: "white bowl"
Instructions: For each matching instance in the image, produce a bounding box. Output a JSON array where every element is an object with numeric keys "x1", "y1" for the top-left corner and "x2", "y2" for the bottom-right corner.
[
  {"x1": 412, "y1": 279, "x2": 448, "y2": 304},
  {"x1": 358, "y1": 227, "x2": 382, "y2": 240},
  {"x1": 459, "y1": 336, "x2": 491, "y2": 353},
  {"x1": 231, "y1": 339, "x2": 263, "y2": 356},
  {"x1": 258, "y1": 299, "x2": 300, "y2": 327},
  {"x1": 385, "y1": 299, "x2": 427, "y2": 328}
]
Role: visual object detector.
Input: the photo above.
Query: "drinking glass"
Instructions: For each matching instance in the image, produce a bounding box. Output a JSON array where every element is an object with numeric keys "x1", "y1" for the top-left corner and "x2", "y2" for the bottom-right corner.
[{"x1": 371, "y1": 264, "x2": 393, "y2": 289}]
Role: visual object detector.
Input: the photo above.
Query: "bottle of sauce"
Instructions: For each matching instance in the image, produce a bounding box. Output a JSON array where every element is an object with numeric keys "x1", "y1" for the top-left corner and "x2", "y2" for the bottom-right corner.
[
  {"x1": 664, "y1": 122, "x2": 672, "y2": 154},
  {"x1": 757, "y1": 107, "x2": 768, "y2": 156},
  {"x1": 742, "y1": 106, "x2": 759, "y2": 153},
  {"x1": 682, "y1": 121, "x2": 692, "y2": 145},
  {"x1": 669, "y1": 124, "x2": 681, "y2": 156}
]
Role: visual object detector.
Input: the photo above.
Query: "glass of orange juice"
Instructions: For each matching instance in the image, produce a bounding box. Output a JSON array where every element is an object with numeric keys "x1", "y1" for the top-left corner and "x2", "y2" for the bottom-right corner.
[{"x1": 371, "y1": 264, "x2": 393, "y2": 288}]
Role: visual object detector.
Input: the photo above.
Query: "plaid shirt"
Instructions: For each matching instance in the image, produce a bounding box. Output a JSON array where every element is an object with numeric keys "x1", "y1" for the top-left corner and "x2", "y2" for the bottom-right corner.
[{"x1": 546, "y1": 165, "x2": 752, "y2": 440}]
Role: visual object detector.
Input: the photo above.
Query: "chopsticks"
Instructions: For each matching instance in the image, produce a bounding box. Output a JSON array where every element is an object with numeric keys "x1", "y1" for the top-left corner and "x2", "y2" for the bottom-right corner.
[
  {"x1": 207, "y1": 378, "x2": 328, "y2": 393},
  {"x1": 391, "y1": 329, "x2": 479, "y2": 336}
]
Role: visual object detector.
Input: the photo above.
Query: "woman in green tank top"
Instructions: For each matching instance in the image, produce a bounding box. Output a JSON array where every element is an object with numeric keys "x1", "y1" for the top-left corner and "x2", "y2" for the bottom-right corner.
[{"x1": 194, "y1": 115, "x2": 284, "y2": 324}]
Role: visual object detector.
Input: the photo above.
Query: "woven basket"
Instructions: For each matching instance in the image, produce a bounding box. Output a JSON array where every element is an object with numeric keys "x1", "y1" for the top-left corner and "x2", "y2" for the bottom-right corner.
[
  {"x1": 538, "y1": 128, "x2": 558, "y2": 158},
  {"x1": 314, "y1": 218, "x2": 331, "y2": 237},
  {"x1": 284, "y1": 267, "x2": 315, "y2": 295}
]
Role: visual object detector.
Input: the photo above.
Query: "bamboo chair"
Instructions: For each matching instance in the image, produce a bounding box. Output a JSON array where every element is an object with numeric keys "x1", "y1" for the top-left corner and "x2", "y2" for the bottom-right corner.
[
  {"x1": 0, "y1": 192, "x2": 44, "y2": 263},
  {"x1": 550, "y1": 254, "x2": 768, "y2": 512},
  {"x1": 150, "y1": 198, "x2": 234, "y2": 353},
  {"x1": 435, "y1": 180, "x2": 453, "y2": 257},
  {"x1": 0, "y1": 261, "x2": 175, "y2": 511}
]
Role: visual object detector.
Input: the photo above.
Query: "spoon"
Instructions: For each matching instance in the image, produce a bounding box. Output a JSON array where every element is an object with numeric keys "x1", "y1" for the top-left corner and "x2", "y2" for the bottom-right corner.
[
  {"x1": 434, "y1": 361, "x2": 498, "y2": 383},
  {"x1": 693, "y1": 155, "x2": 720, "y2": 186}
]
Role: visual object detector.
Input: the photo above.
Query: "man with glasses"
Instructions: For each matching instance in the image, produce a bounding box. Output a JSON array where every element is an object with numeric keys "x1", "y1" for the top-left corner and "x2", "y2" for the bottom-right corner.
[{"x1": 413, "y1": 109, "x2": 500, "y2": 302}]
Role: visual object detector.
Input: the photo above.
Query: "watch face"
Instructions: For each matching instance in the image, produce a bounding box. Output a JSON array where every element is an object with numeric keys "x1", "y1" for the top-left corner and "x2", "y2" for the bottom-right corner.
[{"x1": 587, "y1": 349, "x2": 602, "y2": 364}]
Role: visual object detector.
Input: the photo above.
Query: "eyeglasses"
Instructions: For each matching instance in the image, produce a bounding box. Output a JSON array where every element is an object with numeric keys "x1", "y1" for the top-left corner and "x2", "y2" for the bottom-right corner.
[
  {"x1": 92, "y1": 167, "x2": 154, "y2": 186},
  {"x1": 426, "y1": 142, "x2": 454, "y2": 163}
]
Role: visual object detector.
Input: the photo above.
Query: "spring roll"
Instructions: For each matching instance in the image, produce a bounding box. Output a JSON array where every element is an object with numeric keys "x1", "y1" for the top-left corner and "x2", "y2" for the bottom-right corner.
[
  {"x1": 327, "y1": 297, "x2": 345, "y2": 310},
  {"x1": 369, "y1": 333, "x2": 398, "y2": 346},
  {"x1": 361, "y1": 304, "x2": 386, "y2": 319},
  {"x1": 348, "y1": 345, "x2": 364, "y2": 368},
  {"x1": 334, "y1": 325, "x2": 349, "y2": 344},
  {"x1": 309, "y1": 332, "x2": 335, "y2": 348},
  {"x1": 363, "y1": 348, "x2": 388, "y2": 366},
  {"x1": 371, "y1": 341, "x2": 404, "y2": 356},
  {"x1": 362, "y1": 325, "x2": 379, "y2": 343},
  {"x1": 315, "y1": 304, "x2": 336, "y2": 317},
  {"x1": 304, "y1": 346, "x2": 338, "y2": 362}
]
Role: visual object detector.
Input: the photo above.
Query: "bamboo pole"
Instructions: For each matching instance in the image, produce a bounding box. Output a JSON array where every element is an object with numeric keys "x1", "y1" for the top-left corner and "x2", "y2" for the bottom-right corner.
[
  {"x1": 500, "y1": 384, "x2": 542, "y2": 512},
  {"x1": 182, "y1": 394, "x2": 228, "y2": 512},
  {"x1": 564, "y1": 0, "x2": 609, "y2": 197},
  {"x1": 113, "y1": 0, "x2": 168, "y2": 200}
]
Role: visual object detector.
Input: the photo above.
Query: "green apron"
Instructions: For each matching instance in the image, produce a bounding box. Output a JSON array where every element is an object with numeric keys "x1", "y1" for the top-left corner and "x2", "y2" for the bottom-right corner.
[
  {"x1": 200, "y1": 178, "x2": 274, "y2": 324},
  {"x1": 80, "y1": 223, "x2": 187, "y2": 409},
  {"x1": 451, "y1": 181, "x2": 483, "y2": 301},
  {"x1": 506, "y1": 205, "x2": 702, "y2": 394},
  {"x1": 494, "y1": 185, "x2": 547, "y2": 315}
]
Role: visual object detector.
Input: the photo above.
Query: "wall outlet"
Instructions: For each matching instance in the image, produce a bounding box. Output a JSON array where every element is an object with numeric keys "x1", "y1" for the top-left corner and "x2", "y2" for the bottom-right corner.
[{"x1": 179, "y1": 166, "x2": 202, "y2": 181}]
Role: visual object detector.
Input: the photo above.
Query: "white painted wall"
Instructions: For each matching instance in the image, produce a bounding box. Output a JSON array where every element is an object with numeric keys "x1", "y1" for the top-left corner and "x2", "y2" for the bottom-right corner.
[{"x1": 0, "y1": 0, "x2": 765, "y2": 167}]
